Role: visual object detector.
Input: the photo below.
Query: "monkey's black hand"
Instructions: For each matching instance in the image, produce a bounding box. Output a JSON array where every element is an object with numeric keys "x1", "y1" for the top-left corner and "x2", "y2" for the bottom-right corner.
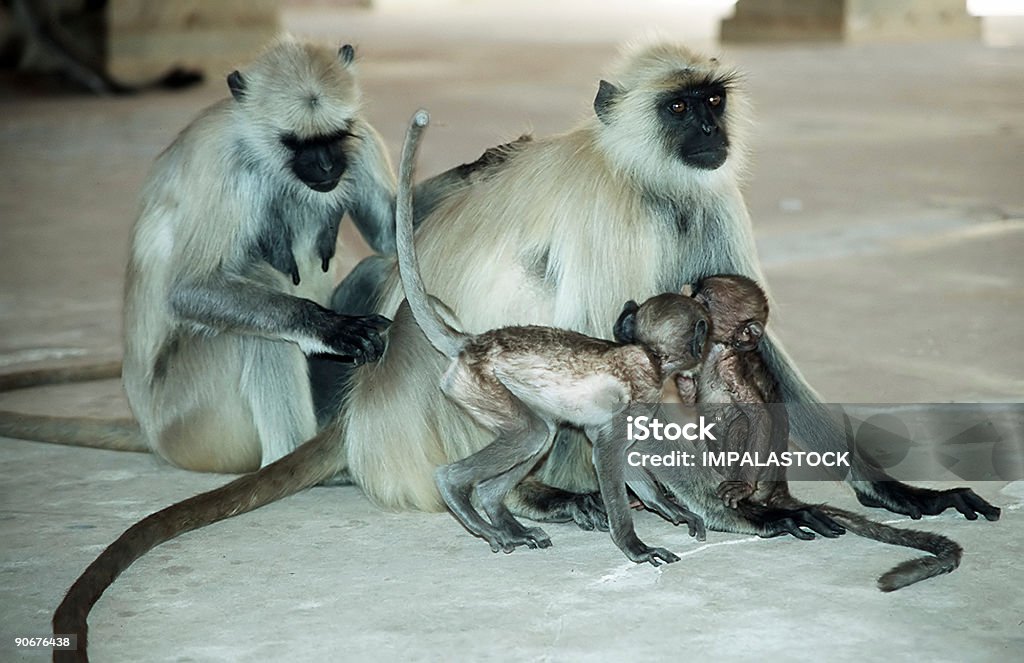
[
  {"x1": 857, "y1": 483, "x2": 1000, "y2": 522},
  {"x1": 321, "y1": 313, "x2": 391, "y2": 365},
  {"x1": 753, "y1": 505, "x2": 846, "y2": 541},
  {"x1": 717, "y1": 480, "x2": 756, "y2": 509},
  {"x1": 613, "y1": 300, "x2": 639, "y2": 344}
]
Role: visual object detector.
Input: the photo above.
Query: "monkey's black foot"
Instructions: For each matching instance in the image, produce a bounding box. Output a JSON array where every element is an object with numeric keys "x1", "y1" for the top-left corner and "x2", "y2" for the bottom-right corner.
[
  {"x1": 321, "y1": 313, "x2": 391, "y2": 365},
  {"x1": 857, "y1": 482, "x2": 1001, "y2": 522},
  {"x1": 753, "y1": 505, "x2": 846, "y2": 541},
  {"x1": 622, "y1": 541, "x2": 680, "y2": 567},
  {"x1": 717, "y1": 480, "x2": 756, "y2": 509},
  {"x1": 519, "y1": 526, "x2": 553, "y2": 549},
  {"x1": 507, "y1": 482, "x2": 609, "y2": 531},
  {"x1": 485, "y1": 527, "x2": 552, "y2": 554}
]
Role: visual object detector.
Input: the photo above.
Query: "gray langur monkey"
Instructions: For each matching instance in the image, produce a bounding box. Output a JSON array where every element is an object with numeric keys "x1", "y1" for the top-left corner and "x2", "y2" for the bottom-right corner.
[
  {"x1": 122, "y1": 38, "x2": 393, "y2": 473},
  {"x1": 618, "y1": 275, "x2": 963, "y2": 590},
  {"x1": 334, "y1": 40, "x2": 1000, "y2": 525},
  {"x1": 2, "y1": 38, "x2": 395, "y2": 472},
  {"x1": 395, "y1": 110, "x2": 706, "y2": 565}
]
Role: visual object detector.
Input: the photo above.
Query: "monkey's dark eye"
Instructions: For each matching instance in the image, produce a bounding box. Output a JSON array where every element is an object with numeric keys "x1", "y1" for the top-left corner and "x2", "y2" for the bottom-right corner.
[
  {"x1": 708, "y1": 95, "x2": 723, "y2": 107},
  {"x1": 668, "y1": 100, "x2": 687, "y2": 114}
]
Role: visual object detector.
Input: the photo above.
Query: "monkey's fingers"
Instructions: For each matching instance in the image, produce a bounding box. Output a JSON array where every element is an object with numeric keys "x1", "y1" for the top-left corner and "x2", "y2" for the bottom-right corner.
[
  {"x1": 687, "y1": 515, "x2": 707, "y2": 542},
  {"x1": 794, "y1": 507, "x2": 846, "y2": 538},
  {"x1": 323, "y1": 314, "x2": 392, "y2": 364},
  {"x1": 775, "y1": 519, "x2": 815, "y2": 540},
  {"x1": 950, "y1": 489, "x2": 999, "y2": 520},
  {"x1": 523, "y1": 527, "x2": 553, "y2": 549},
  {"x1": 858, "y1": 483, "x2": 1000, "y2": 522},
  {"x1": 645, "y1": 547, "x2": 680, "y2": 566},
  {"x1": 947, "y1": 487, "x2": 1000, "y2": 521},
  {"x1": 717, "y1": 481, "x2": 755, "y2": 508}
]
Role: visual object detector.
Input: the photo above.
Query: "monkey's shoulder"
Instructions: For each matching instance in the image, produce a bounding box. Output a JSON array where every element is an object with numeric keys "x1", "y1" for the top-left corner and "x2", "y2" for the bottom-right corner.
[{"x1": 454, "y1": 134, "x2": 534, "y2": 182}]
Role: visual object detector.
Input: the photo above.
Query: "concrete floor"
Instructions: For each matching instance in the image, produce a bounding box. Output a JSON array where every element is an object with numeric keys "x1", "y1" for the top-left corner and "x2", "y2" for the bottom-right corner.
[{"x1": 1, "y1": 4, "x2": 1023, "y2": 662}]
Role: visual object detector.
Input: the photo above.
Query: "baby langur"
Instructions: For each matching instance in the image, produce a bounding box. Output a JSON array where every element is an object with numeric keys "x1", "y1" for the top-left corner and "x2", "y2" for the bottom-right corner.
[
  {"x1": 619, "y1": 274, "x2": 963, "y2": 590},
  {"x1": 395, "y1": 110, "x2": 707, "y2": 565},
  {"x1": 687, "y1": 274, "x2": 782, "y2": 507}
]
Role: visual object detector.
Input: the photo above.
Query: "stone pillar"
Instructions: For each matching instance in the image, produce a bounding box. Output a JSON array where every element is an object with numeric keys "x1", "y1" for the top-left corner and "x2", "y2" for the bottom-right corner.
[
  {"x1": 107, "y1": 0, "x2": 281, "y2": 83},
  {"x1": 721, "y1": 0, "x2": 980, "y2": 43}
]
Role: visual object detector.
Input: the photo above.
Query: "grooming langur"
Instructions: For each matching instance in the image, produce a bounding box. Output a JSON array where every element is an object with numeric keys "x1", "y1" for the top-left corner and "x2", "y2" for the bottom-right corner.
[
  {"x1": 1, "y1": 39, "x2": 396, "y2": 472},
  {"x1": 618, "y1": 275, "x2": 963, "y2": 590},
  {"x1": 395, "y1": 110, "x2": 706, "y2": 564},
  {"x1": 335, "y1": 41, "x2": 999, "y2": 524}
]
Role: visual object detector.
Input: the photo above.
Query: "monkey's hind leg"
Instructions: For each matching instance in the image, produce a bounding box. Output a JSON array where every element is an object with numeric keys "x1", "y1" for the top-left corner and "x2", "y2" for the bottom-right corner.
[
  {"x1": 503, "y1": 425, "x2": 610, "y2": 533},
  {"x1": 145, "y1": 337, "x2": 261, "y2": 472},
  {"x1": 435, "y1": 416, "x2": 554, "y2": 554},
  {"x1": 240, "y1": 338, "x2": 319, "y2": 467},
  {"x1": 473, "y1": 417, "x2": 556, "y2": 551}
]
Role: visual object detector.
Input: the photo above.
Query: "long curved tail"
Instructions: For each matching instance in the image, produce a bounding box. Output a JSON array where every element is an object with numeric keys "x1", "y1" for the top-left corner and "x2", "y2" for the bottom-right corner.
[
  {"x1": 0, "y1": 359, "x2": 121, "y2": 391},
  {"x1": 821, "y1": 505, "x2": 962, "y2": 591},
  {"x1": 394, "y1": 109, "x2": 466, "y2": 359},
  {"x1": 0, "y1": 360, "x2": 147, "y2": 452},
  {"x1": 52, "y1": 422, "x2": 344, "y2": 662}
]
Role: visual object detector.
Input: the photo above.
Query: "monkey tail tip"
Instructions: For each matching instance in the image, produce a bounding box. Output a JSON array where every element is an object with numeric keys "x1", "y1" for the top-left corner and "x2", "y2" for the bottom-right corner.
[
  {"x1": 876, "y1": 550, "x2": 962, "y2": 592},
  {"x1": 413, "y1": 109, "x2": 430, "y2": 127}
]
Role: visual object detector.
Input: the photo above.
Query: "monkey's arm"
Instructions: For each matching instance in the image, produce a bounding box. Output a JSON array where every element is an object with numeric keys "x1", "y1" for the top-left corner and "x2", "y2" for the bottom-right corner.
[
  {"x1": 758, "y1": 333, "x2": 1000, "y2": 521},
  {"x1": 170, "y1": 273, "x2": 389, "y2": 363},
  {"x1": 345, "y1": 121, "x2": 399, "y2": 255}
]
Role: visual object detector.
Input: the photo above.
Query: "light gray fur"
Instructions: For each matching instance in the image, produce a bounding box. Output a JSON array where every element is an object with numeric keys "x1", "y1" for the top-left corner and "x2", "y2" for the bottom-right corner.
[{"x1": 121, "y1": 38, "x2": 392, "y2": 472}]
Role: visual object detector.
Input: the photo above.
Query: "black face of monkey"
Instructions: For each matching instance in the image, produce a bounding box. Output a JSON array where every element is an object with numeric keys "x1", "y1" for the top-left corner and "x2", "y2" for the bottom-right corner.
[
  {"x1": 658, "y1": 83, "x2": 729, "y2": 170},
  {"x1": 281, "y1": 131, "x2": 351, "y2": 192}
]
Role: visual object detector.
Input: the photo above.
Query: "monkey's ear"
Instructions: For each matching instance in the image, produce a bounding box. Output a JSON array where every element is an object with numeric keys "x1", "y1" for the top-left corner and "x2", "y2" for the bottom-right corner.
[
  {"x1": 227, "y1": 70, "x2": 246, "y2": 101},
  {"x1": 734, "y1": 320, "x2": 765, "y2": 351},
  {"x1": 614, "y1": 300, "x2": 639, "y2": 344},
  {"x1": 339, "y1": 44, "x2": 356, "y2": 67},
  {"x1": 594, "y1": 80, "x2": 621, "y2": 125}
]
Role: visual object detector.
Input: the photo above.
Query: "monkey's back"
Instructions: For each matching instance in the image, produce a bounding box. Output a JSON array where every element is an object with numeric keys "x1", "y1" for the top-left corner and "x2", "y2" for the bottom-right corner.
[{"x1": 468, "y1": 327, "x2": 659, "y2": 427}]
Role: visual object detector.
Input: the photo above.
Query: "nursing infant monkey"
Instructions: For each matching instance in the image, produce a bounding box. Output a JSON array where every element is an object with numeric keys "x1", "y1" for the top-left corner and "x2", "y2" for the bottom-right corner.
[
  {"x1": 395, "y1": 110, "x2": 707, "y2": 566},
  {"x1": 617, "y1": 275, "x2": 964, "y2": 590}
]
